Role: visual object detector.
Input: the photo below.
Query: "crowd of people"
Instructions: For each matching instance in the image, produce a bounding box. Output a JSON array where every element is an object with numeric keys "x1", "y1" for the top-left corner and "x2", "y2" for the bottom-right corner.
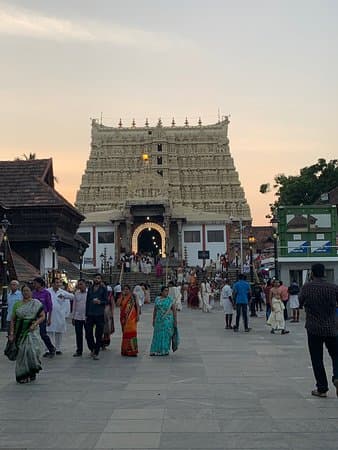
[{"x1": 2, "y1": 262, "x2": 337, "y2": 398}]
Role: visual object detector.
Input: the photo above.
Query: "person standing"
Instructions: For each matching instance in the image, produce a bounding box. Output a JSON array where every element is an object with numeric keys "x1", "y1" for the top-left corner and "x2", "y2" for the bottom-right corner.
[
  {"x1": 299, "y1": 263, "x2": 338, "y2": 398},
  {"x1": 47, "y1": 278, "x2": 72, "y2": 355},
  {"x1": 85, "y1": 273, "x2": 107, "y2": 360},
  {"x1": 220, "y1": 279, "x2": 233, "y2": 329},
  {"x1": 32, "y1": 277, "x2": 56, "y2": 358},
  {"x1": 233, "y1": 274, "x2": 251, "y2": 332},
  {"x1": 279, "y1": 281, "x2": 289, "y2": 320},
  {"x1": 263, "y1": 279, "x2": 272, "y2": 320},
  {"x1": 267, "y1": 280, "x2": 289, "y2": 335},
  {"x1": 6, "y1": 280, "x2": 23, "y2": 332},
  {"x1": 72, "y1": 279, "x2": 87, "y2": 357},
  {"x1": 288, "y1": 279, "x2": 300, "y2": 322}
]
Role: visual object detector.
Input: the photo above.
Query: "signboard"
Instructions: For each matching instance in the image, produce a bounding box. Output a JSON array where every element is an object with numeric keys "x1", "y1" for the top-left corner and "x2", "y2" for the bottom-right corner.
[
  {"x1": 198, "y1": 250, "x2": 210, "y2": 259},
  {"x1": 278, "y1": 205, "x2": 337, "y2": 258}
]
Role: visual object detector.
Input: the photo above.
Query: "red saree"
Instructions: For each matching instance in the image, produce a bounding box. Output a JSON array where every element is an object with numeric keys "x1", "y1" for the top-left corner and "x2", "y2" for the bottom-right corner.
[{"x1": 120, "y1": 293, "x2": 138, "y2": 356}]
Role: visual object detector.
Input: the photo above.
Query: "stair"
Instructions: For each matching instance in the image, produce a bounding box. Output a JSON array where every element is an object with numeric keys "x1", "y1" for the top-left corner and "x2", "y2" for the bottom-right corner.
[{"x1": 121, "y1": 271, "x2": 166, "y2": 301}]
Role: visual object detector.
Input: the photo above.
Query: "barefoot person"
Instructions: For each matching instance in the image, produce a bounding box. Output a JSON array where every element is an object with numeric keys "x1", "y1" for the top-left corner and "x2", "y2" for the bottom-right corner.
[
  {"x1": 9, "y1": 285, "x2": 45, "y2": 383},
  {"x1": 116, "y1": 285, "x2": 140, "y2": 356}
]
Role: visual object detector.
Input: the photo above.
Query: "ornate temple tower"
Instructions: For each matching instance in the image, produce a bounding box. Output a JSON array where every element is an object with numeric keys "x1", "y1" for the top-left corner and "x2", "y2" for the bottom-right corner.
[{"x1": 76, "y1": 117, "x2": 251, "y2": 266}]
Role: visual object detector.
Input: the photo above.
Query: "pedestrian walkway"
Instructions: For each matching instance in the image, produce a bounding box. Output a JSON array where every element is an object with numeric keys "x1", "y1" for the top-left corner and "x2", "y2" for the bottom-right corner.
[{"x1": 0, "y1": 305, "x2": 337, "y2": 449}]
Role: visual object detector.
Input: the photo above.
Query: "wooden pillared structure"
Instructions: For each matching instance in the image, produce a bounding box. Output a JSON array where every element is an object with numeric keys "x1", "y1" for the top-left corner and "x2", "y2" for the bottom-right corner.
[{"x1": 0, "y1": 158, "x2": 86, "y2": 278}]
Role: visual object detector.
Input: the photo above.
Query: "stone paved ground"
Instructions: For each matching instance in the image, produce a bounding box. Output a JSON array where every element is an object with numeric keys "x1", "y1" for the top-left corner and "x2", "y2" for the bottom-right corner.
[{"x1": 0, "y1": 303, "x2": 337, "y2": 449}]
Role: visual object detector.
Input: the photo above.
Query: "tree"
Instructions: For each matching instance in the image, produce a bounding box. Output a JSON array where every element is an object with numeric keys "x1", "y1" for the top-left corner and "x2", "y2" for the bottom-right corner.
[{"x1": 260, "y1": 158, "x2": 338, "y2": 209}]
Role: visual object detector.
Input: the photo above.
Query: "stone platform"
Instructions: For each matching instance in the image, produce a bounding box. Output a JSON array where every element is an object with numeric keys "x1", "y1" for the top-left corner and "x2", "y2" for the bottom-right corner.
[{"x1": 0, "y1": 304, "x2": 337, "y2": 449}]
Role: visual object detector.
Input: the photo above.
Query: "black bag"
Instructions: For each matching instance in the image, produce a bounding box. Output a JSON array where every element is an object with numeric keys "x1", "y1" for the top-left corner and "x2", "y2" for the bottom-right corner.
[{"x1": 4, "y1": 339, "x2": 18, "y2": 361}]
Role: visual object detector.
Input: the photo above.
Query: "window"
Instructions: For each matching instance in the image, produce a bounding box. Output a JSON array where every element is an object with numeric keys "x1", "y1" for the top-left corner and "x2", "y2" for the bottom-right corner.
[
  {"x1": 78, "y1": 232, "x2": 91, "y2": 244},
  {"x1": 157, "y1": 144, "x2": 162, "y2": 152},
  {"x1": 157, "y1": 170, "x2": 163, "y2": 177},
  {"x1": 98, "y1": 231, "x2": 114, "y2": 244},
  {"x1": 207, "y1": 230, "x2": 224, "y2": 242},
  {"x1": 157, "y1": 156, "x2": 162, "y2": 165},
  {"x1": 184, "y1": 231, "x2": 201, "y2": 243}
]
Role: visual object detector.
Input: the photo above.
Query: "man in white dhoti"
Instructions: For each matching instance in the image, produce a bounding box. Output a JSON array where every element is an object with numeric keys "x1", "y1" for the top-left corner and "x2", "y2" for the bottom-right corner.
[{"x1": 47, "y1": 278, "x2": 73, "y2": 354}]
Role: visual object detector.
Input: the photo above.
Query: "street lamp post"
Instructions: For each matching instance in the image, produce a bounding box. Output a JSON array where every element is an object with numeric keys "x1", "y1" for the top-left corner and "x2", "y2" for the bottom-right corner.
[
  {"x1": 1, "y1": 215, "x2": 11, "y2": 332},
  {"x1": 108, "y1": 256, "x2": 113, "y2": 285},
  {"x1": 100, "y1": 253, "x2": 105, "y2": 273},
  {"x1": 50, "y1": 233, "x2": 58, "y2": 281},
  {"x1": 270, "y1": 216, "x2": 279, "y2": 279},
  {"x1": 248, "y1": 234, "x2": 256, "y2": 283},
  {"x1": 78, "y1": 243, "x2": 85, "y2": 279}
]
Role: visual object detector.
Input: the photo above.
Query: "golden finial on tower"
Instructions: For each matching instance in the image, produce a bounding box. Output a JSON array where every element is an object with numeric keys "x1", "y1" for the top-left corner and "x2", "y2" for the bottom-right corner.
[
  {"x1": 198, "y1": 117, "x2": 202, "y2": 126},
  {"x1": 184, "y1": 117, "x2": 189, "y2": 127},
  {"x1": 132, "y1": 118, "x2": 136, "y2": 128},
  {"x1": 145, "y1": 118, "x2": 149, "y2": 127},
  {"x1": 157, "y1": 117, "x2": 162, "y2": 127},
  {"x1": 171, "y1": 117, "x2": 176, "y2": 127}
]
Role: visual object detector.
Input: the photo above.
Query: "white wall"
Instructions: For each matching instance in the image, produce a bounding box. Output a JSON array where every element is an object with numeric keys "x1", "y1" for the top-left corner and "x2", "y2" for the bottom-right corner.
[
  {"x1": 78, "y1": 224, "x2": 115, "y2": 269},
  {"x1": 182, "y1": 223, "x2": 227, "y2": 267}
]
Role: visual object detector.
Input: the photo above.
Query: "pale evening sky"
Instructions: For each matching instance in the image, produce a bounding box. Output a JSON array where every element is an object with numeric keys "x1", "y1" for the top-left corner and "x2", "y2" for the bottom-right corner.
[{"x1": 1, "y1": 0, "x2": 337, "y2": 224}]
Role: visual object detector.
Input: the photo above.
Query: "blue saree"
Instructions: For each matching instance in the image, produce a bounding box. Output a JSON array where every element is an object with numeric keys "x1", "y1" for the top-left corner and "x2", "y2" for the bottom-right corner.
[{"x1": 150, "y1": 296, "x2": 175, "y2": 356}]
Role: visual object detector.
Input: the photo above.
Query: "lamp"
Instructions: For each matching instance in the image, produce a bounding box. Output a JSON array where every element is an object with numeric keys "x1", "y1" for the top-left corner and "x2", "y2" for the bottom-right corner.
[
  {"x1": 100, "y1": 253, "x2": 105, "y2": 273},
  {"x1": 142, "y1": 153, "x2": 149, "y2": 162},
  {"x1": 78, "y1": 243, "x2": 85, "y2": 279},
  {"x1": 270, "y1": 215, "x2": 279, "y2": 279},
  {"x1": 248, "y1": 234, "x2": 256, "y2": 283},
  {"x1": 108, "y1": 256, "x2": 113, "y2": 284},
  {"x1": 50, "y1": 233, "x2": 58, "y2": 279}
]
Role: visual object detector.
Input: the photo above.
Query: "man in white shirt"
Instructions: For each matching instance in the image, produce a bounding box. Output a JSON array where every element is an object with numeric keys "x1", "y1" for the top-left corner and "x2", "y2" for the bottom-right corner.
[
  {"x1": 6, "y1": 280, "x2": 23, "y2": 331},
  {"x1": 47, "y1": 278, "x2": 73, "y2": 355},
  {"x1": 72, "y1": 279, "x2": 87, "y2": 357}
]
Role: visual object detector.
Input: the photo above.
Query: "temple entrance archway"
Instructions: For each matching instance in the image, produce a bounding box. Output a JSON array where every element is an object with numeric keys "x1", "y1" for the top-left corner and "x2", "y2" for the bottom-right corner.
[{"x1": 132, "y1": 222, "x2": 166, "y2": 257}]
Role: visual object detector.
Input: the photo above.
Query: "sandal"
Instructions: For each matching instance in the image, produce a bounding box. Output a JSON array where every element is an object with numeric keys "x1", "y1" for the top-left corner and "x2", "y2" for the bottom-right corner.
[{"x1": 18, "y1": 378, "x2": 29, "y2": 384}]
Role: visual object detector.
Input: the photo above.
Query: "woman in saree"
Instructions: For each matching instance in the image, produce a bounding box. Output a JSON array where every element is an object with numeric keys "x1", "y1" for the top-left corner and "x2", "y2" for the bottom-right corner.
[
  {"x1": 150, "y1": 286, "x2": 177, "y2": 356},
  {"x1": 9, "y1": 285, "x2": 45, "y2": 383},
  {"x1": 102, "y1": 287, "x2": 115, "y2": 349},
  {"x1": 116, "y1": 285, "x2": 140, "y2": 356}
]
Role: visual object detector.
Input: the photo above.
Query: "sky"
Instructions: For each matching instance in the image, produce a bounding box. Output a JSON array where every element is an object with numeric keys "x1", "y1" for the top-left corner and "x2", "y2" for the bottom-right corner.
[{"x1": 1, "y1": 0, "x2": 337, "y2": 225}]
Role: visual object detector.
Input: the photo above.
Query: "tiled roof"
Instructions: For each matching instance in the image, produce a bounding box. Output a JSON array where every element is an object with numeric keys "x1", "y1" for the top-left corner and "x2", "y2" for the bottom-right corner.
[
  {"x1": 12, "y1": 251, "x2": 40, "y2": 282},
  {"x1": 58, "y1": 256, "x2": 81, "y2": 280},
  {"x1": 0, "y1": 159, "x2": 79, "y2": 211}
]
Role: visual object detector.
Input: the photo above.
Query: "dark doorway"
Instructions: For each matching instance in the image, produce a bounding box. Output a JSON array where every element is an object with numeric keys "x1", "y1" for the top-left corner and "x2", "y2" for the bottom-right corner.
[{"x1": 138, "y1": 228, "x2": 162, "y2": 257}]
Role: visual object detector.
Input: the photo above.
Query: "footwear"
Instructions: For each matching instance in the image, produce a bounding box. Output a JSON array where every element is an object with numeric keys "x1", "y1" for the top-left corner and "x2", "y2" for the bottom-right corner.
[
  {"x1": 233, "y1": 327, "x2": 238, "y2": 332},
  {"x1": 43, "y1": 352, "x2": 55, "y2": 358},
  {"x1": 270, "y1": 329, "x2": 275, "y2": 334},
  {"x1": 333, "y1": 379, "x2": 338, "y2": 398},
  {"x1": 311, "y1": 390, "x2": 327, "y2": 398},
  {"x1": 73, "y1": 352, "x2": 82, "y2": 357},
  {"x1": 281, "y1": 330, "x2": 290, "y2": 335},
  {"x1": 55, "y1": 351, "x2": 62, "y2": 355},
  {"x1": 290, "y1": 320, "x2": 297, "y2": 323},
  {"x1": 245, "y1": 328, "x2": 251, "y2": 332},
  {"x1": 92, "y1": 354, "x2": 100, "y2": 360}
]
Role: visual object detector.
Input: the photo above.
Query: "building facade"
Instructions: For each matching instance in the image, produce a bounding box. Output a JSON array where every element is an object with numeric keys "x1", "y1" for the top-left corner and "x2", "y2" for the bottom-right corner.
[{"x1": 76, "y1": 117, "x2": 251, "y2": 267}]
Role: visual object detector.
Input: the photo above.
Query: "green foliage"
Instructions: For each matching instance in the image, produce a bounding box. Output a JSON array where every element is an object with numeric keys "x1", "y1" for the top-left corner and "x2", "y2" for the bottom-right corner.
[{"x1": 261, "y1": 159, "x2": 338, "y2": 209}]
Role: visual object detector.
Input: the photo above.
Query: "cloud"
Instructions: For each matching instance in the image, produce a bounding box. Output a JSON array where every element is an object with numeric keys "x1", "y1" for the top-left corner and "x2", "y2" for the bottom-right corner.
[{"x1": 0, "y1": 2, "x2": 192, "y2": 51}]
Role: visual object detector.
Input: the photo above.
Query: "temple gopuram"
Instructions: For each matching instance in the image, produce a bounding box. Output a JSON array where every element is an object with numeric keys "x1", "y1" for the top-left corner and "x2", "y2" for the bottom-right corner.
[{"x1": 76, "y1": 117, "x2": 251, "y2": 267}]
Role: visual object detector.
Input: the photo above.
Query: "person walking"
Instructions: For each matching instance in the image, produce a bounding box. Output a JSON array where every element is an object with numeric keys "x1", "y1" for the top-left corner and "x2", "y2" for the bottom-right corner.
[
  {"x1": 288, "y1": 279, "x2": 300, "y2": 322},
  {"x1": 263, "y1": 279, "x2": 272, "y2": 320},
  {"x1": 116, "y1": 285, "x2": 140, "y2": 356},
  {"x1": 6, "y1": 280, "x2": 23, "y2": 332},
  {"x1": 8, "y1": 285, "x2": 45, "y2": 383},
  {"x1": 32, "y1": 277, "x2": 56, "y2": 358},
  {"x1": 220, "y1": 279, "x2": 234, "y2": 329},
  {"x1": 299, "y1": 263, "x2": 338, "y2": 398},
  {"x1": 47, "y1": 278, "x2": 73, "y2": 355},
  {"x1": 72, "y1": 279, "x2": 87, "y2": 357},
  {"x1": 150, "y1": 286, "x2": 178, "y2": 356},
  {"x1": 85, "y1": 273, "x2": 107, "y2": 360},
  {"x1": 233, "y1": 274, "x2": 251, "y2": 332}
]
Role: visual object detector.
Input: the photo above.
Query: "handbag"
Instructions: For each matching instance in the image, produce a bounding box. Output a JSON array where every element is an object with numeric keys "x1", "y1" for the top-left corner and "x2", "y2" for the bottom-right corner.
[
  {"x1": 4, "y1": 339, "x2": 18, "y2": 361},
  {"x1": 172, "y1": 326, "x2": 180, "y2": 352}
]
